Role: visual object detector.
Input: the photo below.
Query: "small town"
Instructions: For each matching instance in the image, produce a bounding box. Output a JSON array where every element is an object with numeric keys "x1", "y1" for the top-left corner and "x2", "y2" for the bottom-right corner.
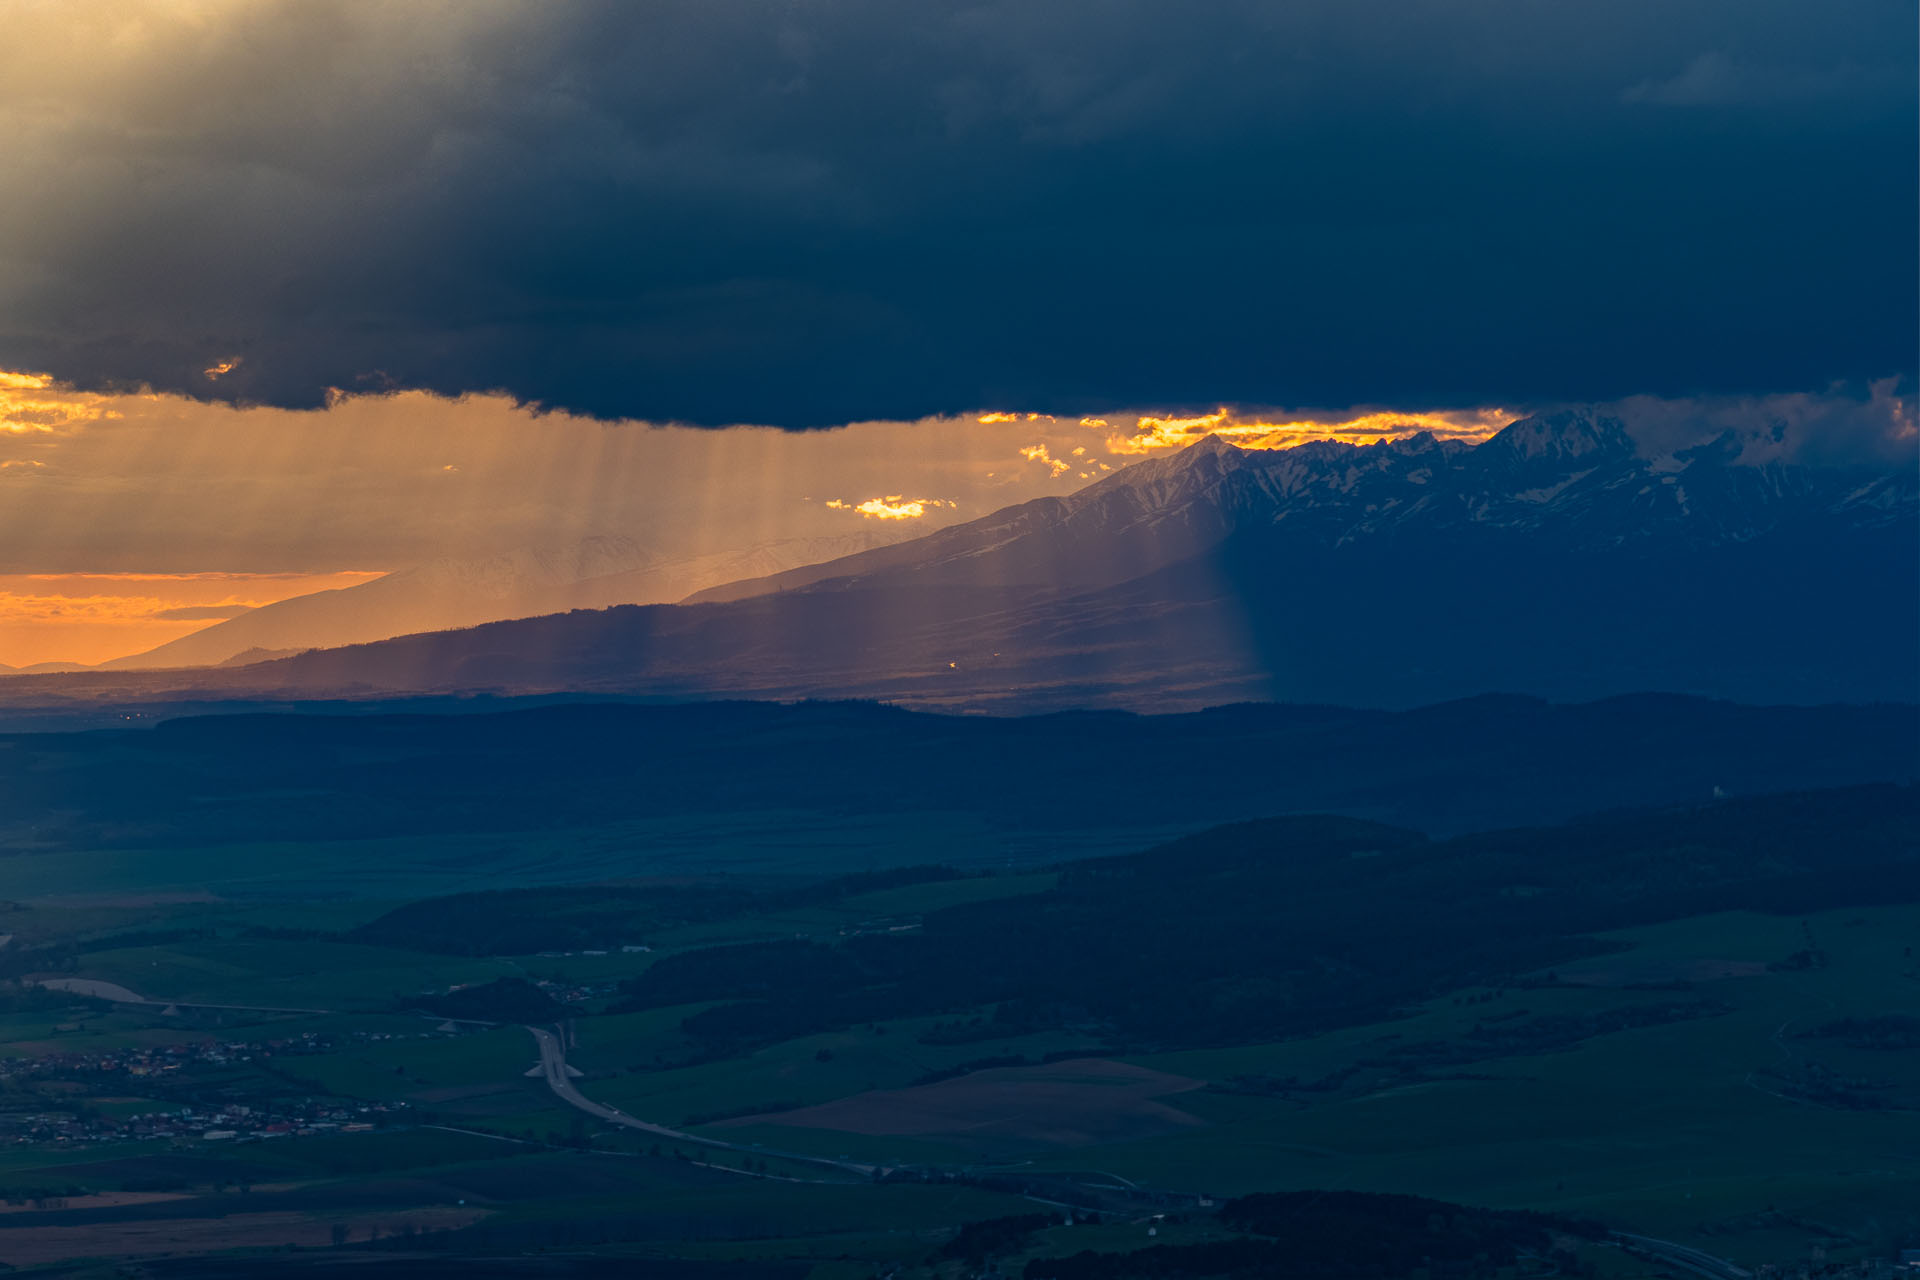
[{"x1": 0, "y1": 1028, "x2": 424, "y2": 1148}]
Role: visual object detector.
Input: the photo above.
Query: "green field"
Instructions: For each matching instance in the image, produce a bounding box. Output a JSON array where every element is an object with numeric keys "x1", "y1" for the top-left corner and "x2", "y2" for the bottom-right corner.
[
  {"x1": 582, "y1": 1015, "x2": 1103, "y2": 1130},
  {"x1": 273, "y1": 1024, "x2": 539, "y2": 1101},
  {"x1": 16, "y1": 898, "x2": 1915, "y2": 1269},
  {"x1": 638, "y1": 871, "x2": 1060, "y2": 951},
  {"x1": 0, "y1": 787, "x2": 1911, "y2": 1277},
  {"x1": 547, "y1": 905, "x2": 1918, "y2": 1265},
  {"x1": 1024, "y1": 907, "x2": 1920, "y2": 1254},
  {"x1": 57, "y1": 938, "x2": 520, "y2": 1010}
]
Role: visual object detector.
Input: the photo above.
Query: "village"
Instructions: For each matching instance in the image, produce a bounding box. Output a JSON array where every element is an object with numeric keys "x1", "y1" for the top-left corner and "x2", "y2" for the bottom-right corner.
[{"x1": 0, "y1": 1028, "x2": 417, "y2": 1150}]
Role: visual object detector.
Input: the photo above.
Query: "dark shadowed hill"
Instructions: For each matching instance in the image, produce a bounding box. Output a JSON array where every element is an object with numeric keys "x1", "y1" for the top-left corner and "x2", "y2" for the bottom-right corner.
[
  {"x1": 610, "y1": 782, "x2": 1920, "y2": 1050},
  {"x1": 0, "y1": 698, "x2": 1911, "y2": 883}
]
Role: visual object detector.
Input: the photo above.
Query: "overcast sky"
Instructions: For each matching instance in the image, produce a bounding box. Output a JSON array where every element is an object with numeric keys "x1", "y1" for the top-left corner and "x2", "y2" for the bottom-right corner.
[{"x1": 1, "y1": 0, "x2": 1912, "y2": 426}]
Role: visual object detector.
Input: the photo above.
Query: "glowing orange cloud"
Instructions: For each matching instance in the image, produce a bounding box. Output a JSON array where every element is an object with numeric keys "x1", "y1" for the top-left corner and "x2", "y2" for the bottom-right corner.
[
  {"x1": 1018, "y1": 444, "x2": 1072, "y2": 477},
  {"x1": 1103, "y1": 407, "x2": 1512, "y2": 455},
  {"x1": 825, "y1": 496, "x2": 955, "y2": 520},
  {"x1": 0, "y1": 368, "x2": 121, "y2": 436}
]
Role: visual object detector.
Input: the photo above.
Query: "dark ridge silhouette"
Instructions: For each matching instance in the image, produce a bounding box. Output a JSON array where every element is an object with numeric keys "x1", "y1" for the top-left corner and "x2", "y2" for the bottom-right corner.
[{"x1": 0, "y1": 696, "x2": 1910, "y2": 864}]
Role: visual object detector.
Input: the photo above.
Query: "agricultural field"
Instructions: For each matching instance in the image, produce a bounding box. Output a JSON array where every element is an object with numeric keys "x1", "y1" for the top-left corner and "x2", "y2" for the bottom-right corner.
[
  {"x1": 54, "y1": 939, "x2": 521, "y2": 1012},
  {"x1": 573, "y1": 904, "x2": 1908, "y2": 1270},
  {"x1": 582, "y1": 1016, "x2": 1105, "y2": 1130},
  {"x1": 1033, "y1": 908, "x2": 1920, "y2": 1248},
  {"x1": 0, "y1": 781, "x2": 1910, "y2": 1275}
]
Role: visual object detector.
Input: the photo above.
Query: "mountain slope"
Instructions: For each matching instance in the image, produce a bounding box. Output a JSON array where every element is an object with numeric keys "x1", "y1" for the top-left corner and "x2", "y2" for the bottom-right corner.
[
  {"x1": 5, "y1": 414, "x2": 1914, "y2": 712},
  {"x1": 99, "y1": 532, "x2": 902, "y2": 670},
  {"x1": 689, "y1": 432, "x2": 1260, "y2": 604},
  {"x1": 210, "y1": 516, "x2": 1906, "y2": 711},
  {"x1": 691, "y1": 411, "x2": 1912, "y2": 605}
]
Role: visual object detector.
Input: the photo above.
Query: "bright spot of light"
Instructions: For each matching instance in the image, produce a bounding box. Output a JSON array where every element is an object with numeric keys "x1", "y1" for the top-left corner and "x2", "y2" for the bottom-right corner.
[{"x1": 825, "y1": 495, "x2": 955, "y2": 520}]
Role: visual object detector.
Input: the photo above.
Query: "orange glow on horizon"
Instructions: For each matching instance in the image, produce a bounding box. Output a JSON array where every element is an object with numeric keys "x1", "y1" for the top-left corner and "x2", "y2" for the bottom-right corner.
[{"x1": 0, "y1": 570, "x2": 387, "y2": 668}]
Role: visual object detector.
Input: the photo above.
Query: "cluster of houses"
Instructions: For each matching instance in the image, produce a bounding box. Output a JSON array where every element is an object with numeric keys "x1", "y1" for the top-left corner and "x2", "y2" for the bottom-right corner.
[
  {"x1": 0, "y1": 1030, "x2": 334, "y2": 1084},
  {"x1": 0, "y1": 1025, "x2": 468, "y2": 1148},
  {"x1": 530, "y1": 975, "x2": 622, "y2": 1006},
  {"x1": 0, "y1": 1095, "x2": 406, "y2": 1147},
  {"x1": 1753, "y1": 1249, "x2": 1920, "y2": 1280}
]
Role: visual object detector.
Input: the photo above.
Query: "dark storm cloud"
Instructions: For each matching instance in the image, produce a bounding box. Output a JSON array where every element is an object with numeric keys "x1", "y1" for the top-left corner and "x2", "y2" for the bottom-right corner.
[{"x1": 0, "y1": 0, "x2": 1912, "y2": 427}]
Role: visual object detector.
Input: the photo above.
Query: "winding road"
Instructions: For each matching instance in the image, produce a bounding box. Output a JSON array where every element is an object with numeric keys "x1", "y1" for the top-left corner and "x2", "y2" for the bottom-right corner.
[
  {"x1": 525, "y1": 1027, "x2": 1761, "y2": 1278},
  {"x1": 1613, "y1": 1232, "x2": 1753, "y2": 1280},
  {"x1": 23, "y1": 981, "x2": 1761, "y2": 1276},
  {"x1": 523, "y1": 1025, "x2": 878, "y2": 1178}
]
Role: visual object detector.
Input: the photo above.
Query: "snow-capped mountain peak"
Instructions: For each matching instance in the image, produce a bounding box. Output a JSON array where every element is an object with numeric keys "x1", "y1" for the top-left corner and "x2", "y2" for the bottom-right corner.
[{"x1": 1481, "y1": 409, "x2": 1634, "y2": 465}]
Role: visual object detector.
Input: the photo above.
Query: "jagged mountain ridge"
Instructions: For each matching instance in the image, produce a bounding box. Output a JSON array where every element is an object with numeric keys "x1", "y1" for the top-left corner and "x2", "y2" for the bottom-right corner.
[{"x1": 691, "y1": 410, "x2": 1913, "y2": 606}]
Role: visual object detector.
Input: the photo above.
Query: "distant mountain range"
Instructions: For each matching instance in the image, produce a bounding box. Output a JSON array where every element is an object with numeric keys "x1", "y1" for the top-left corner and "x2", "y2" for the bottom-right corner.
[
  {"x1": 90, "y1": 532, "x2": 904, "y2": 671},
  {"x1": 2, "y1": 411, "x2": 1913, "y2": 714},
  {"x1": 696, "y1": 412, "x2": 1911, "y2": 602}
]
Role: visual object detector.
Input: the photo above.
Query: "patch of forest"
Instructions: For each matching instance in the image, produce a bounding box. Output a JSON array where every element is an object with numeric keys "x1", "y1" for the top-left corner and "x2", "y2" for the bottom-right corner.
[
  {"x1": 610, "y1": 785, "x2": 1919, "y2": 1052},
  {"x1": 1024, "y1": 1190, "x2": 1599, "y2": 1279},
  {"x1": 348, "y1": 865, "x2": 965, "y2": 956},
  {"x1": 1797, "y1": 1014, "x2": 1920, "y2": 1051}
]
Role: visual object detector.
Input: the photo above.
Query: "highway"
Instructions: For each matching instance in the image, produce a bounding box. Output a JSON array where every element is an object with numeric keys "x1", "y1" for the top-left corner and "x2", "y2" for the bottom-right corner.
[
  {"x1": 526, "y1": 1026, "x2": 1770, "y2": 1272},
  {"x1": 21, "y1": 990, "x2": 1753, "y2": 1258},
  {"x1": 523, "y1": 1025, "x2": 878, "y2": 1178},
  {"x1": 1613, "y1": 1231, "x2": 1752, "y2": 1280}
]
